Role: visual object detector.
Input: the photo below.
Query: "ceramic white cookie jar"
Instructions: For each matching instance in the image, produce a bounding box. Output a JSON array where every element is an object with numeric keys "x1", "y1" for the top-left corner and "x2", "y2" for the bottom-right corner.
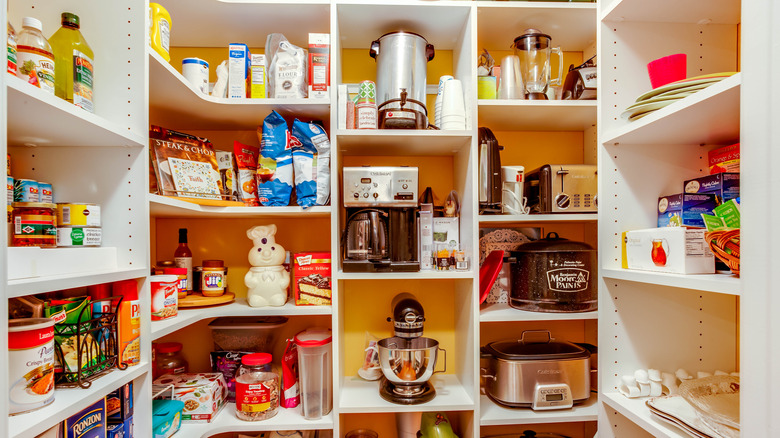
[{"x1": 245, "y1": 224, "x2": 289, "y2": 307}]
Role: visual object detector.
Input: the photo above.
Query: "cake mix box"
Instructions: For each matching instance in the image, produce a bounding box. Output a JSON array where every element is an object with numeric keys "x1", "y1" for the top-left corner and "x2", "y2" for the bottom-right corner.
[
  {"x1": 153, "y1": 373, "x2": 227, "y2": 423},
  {"x1": 294, "y1": 252, "x2": 332, "y2": 305}
]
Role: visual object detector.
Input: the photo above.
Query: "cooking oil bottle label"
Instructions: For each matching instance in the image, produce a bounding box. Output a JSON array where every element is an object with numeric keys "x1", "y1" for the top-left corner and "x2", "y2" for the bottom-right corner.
[
  {"x1": 16, "y1": 46, "x2": 55, "y2": 93},
  {"x1": 73, "y1": 50, "x2": 94, "y2": 113}
]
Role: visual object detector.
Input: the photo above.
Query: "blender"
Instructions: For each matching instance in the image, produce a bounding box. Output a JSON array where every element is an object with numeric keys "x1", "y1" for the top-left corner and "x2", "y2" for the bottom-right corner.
[
  {"x1": 377, "y1": 293, "x2": 446, "y2": 404},
  {"x1": 512, "y1": 29, "x2": 563, "y2": 100}
]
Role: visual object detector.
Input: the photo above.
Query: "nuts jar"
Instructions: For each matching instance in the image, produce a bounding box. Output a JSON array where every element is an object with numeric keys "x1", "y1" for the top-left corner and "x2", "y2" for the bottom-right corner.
[{"x1": 235, "y1": 353, "x2": 279, "y2": 421}]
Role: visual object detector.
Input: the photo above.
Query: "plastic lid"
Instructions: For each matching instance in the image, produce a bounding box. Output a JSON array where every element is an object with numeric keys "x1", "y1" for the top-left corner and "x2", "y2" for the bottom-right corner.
[
  {"x1": 510, "y1": 232, "x2": 594, "y2": 253},
  {"x1": 163, "y1": 268, "x2": 187, "y2": 275},
  {"x1": 12, "y1": 202, "x2": 55, "y2": 209},
  {"x1": 241, "y1": 352, "x2": 272, "y2": 366},
  {"x1": 295, "y1": 328, "x2": 332, "y2": 347},
  {"x1": 113, "y1": 279, "x2": 138, "y2": 300},
  {"x1": 22, "y1": 17, "x2": 42, "y2": 31},
  {"x1": 61, "y1": 12, "x2": 79, "y2": 28},
  {"x1": 482, "y1": 338, "x2": 589, "y2": 361},
  {"x1": 157, "y1": 260, "x2": 177, "y2": 268},
  {"x1": 155, "y1": 342, "x2": 182, "y2": 353},
  {"x1": 150, "y1": 274, "x2": 179, "y2": 283},
  {"x1": 203, "y1": 260, "x2": 224, "y2": 268},
  {"x1": 182, "y1": 58, "x2": 209, "y2": 67},
  {"x1": 9, "y1": 317, "x2": 55, "y2": 332}
]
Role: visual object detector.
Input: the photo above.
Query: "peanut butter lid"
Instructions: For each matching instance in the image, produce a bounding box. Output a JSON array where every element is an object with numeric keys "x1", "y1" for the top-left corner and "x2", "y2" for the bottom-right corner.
[{"x1": 203, "y1": 259, "x2": 224, "y2": 268}]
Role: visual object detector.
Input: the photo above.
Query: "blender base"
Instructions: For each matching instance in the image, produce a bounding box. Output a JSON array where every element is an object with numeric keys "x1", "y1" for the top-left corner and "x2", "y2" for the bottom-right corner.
[
  {"x1": 526, "y1": 92, "x2": 548, "y2": 100},
  {"x1": 379, "y1": 378, "x2": 436, "y2": 405}
]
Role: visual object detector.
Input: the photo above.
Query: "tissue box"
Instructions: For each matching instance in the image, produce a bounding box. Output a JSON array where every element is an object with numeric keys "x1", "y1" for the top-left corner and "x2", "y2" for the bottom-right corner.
[
  {"x1": 293, "y1": 252, "x2": 332, "y2": 305},
  {"x1": 153, "y1": 373, "x2": 227, "y2": 423},
  {"x1": 657, "y1": 194, "x2": 683, "y2": 227},
  {"x1": 65, "y1": 398, "x2": 106, "y2": 438},
  {"x1": 228, "y1": 43, "x2": 250, "y2": 98},
  {"x1": 625, "y1": 227, "x2": 714, "y2": 274},
  {"x1": 681, "y1": 193, "x2": 719, "y2": 228},
  {"x1": 684, "y1": 172, "x2": 740, "y2": 203}
]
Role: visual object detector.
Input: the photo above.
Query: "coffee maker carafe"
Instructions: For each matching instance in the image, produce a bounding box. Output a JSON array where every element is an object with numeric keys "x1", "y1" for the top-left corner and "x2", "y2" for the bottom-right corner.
[
  {"x1": 512, "y1": 28, "x2": 564, "y2": 100},
  {"x1": 342, "y1": 167, "x2": 420, "y2": 272}
]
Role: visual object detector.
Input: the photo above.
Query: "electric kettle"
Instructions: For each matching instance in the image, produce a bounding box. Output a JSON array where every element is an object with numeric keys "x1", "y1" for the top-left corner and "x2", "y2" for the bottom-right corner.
[{"x1": 344, "y1": 209, "x2": 388, "y2": 260}]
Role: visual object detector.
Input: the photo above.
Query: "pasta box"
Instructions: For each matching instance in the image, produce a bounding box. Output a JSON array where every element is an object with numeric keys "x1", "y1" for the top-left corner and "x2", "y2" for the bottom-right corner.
[
  {"x1": 625, "y1": 227, "x2": 715, "y2": 274},
  {"x1": 106, "y1": 382, "x2": 133, "y2": 422},
  {"x1": 153, "y1": 373, "x2": 227, "y2": 423},
  {"x1": 65, "y1": 398, "x2": 106, "y2": 438},
  {"x1": 684, "y1": 172, "x2": 740, "y2": 203},
  {"x1": 294, "y1": 252, "x2": 332, "y2": 305},
  {"x1": 106, "y1": 423, "x2": 123, "y2": 438}
]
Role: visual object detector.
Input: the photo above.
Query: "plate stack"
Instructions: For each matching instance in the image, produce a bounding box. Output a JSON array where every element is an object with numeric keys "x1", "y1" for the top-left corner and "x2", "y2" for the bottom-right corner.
[{"x1": 622, "y1": 72, "x2": 737, "y2": 121}]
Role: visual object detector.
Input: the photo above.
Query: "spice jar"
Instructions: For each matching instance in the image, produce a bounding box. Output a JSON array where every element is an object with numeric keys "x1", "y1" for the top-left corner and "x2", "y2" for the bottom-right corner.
[
  {"x1": 12, "y1": 202, "x2": 57, "y2": 247},
  {"x1": 235, "y1": 353, "x2": 279, "y2": 421},
  {"x1": 201, "y1": 259, "x2": 226, "y2": 297},
  {"x1": 154, "y1": 342, "x2": 188, "y2": 379},
  {"x1": 163, "y1": 267, "x2": 188, "y2": 299}
]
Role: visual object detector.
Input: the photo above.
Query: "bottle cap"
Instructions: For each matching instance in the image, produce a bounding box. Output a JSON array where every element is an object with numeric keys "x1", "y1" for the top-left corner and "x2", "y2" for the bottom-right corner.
[
  {"x1": 22, "y1": 17, "x2": 42, "y2": 31},
  {"x1": 61, "y1": 12, "x2": 79, "y2": 28},
  {"x1": 203, "y1": 260, "x2": 224, "y2": 268},
  {"x1": 155, "y1": 342, "x2": 183, "y2": 354},
  {"x1": 178, "y1": 228, "x2": 188, "y2": 243},
  {"x1": 241, "y1": 353, "x2": 272, "y2": 366}
]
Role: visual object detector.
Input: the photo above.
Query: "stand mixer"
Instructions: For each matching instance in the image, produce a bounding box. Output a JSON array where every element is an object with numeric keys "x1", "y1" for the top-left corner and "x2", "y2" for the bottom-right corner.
[{"x1": 377, "y1": 293, "x2": 446, "y2": 404}]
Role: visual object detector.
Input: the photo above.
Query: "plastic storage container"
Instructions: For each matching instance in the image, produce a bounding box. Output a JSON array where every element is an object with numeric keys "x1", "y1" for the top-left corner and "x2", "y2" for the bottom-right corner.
[
  {"x1": 154, "y1": 342, "x2": 188, "y2": 379},
  {"x1": 208, "y1": 316, "x2": 288, "y2": 352},
  {"x1": 235, "y1": 353, "x2": 278, "y2": 421},
  {"x1": 295, "y1": 328, "x2": 332, "y2": 420}
]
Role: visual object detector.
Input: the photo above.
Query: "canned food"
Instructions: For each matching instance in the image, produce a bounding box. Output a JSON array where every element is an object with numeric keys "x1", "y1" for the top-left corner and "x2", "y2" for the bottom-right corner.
[
  {"x1": 13, "y1": 179, "x2": 39, "y2": 202},
  {"x1": 7, "y1": 176, "x2": 13, "y2": 203},
  {"x1": 12, "y1": 202, "x2": 56, "y2": 247},
  {"x1": 56, "y1": 226, "x2": 101, "y2": 247},
  {"x1": 56, "y1": 203, "x2": 100, "y2": 227},
  {"x1": 163, "y1": 267, "x2": 188, "y2": 299},
  {"x1": 9, "y1": 318, "x2": 55, "y2": 415},
  {"x1": 37, "y1": 182, "x2": 52, "y2": 203},
  {"x1": 150, "y1": 275, "x2": 178, "y2": 321}
]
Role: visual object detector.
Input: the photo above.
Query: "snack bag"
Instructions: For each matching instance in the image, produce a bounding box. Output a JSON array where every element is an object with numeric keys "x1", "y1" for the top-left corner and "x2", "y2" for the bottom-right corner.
[
  {"x1": 291, "y1": 119, "x2": 331, "y2": 208},
  {"x1": 233, "y1": 141, "x2": 260, "y2": 206},
  {"x1": 256, "y1": 111, "x2": 293, "y2": 206},
  {"x1": 281, "y1": 339, "x2": 299, "y2": 408}
]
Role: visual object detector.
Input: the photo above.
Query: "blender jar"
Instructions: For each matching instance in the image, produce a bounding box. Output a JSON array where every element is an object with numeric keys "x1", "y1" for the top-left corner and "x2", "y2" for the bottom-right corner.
[
  {"x1": 295, "y1": 328, "x2": 333, "y2": 420},
  {"x1": 512, "y1": 29, "x2": 563, "y2": 100}
]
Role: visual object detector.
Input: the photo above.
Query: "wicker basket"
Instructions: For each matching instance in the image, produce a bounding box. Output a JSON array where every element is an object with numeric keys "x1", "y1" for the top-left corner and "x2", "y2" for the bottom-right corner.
[{"x1": 705, "y1": 229, "x2": 740, "y2": 276}]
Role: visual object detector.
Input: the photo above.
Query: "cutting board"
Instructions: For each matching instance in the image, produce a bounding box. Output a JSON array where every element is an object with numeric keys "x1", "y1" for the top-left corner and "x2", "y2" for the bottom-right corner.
[{"x1": 178, "y1": 292, "x2": 235, "y2": 308}]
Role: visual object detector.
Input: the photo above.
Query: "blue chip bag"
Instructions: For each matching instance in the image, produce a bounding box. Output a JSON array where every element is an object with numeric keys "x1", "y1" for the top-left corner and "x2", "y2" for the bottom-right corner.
[
  {"x1": 291, "y1": 119, "x2": 331, "y2": 208},
  {"x1": 257, "y1": 111, "x2": 294, "y2": 206}
]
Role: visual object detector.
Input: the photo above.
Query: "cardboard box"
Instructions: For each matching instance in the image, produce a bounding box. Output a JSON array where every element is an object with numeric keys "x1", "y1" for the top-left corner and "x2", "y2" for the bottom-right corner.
[
  {"x1": 228, "y1": 43, "x2": 250, "y2": 98},
  {"x1": 65, "y1": 398, "x2": 106, "y2": 438},
  {"x1": 250, "y1": 54, "x2": 266, "y2": 99},
  {"x1": 657, "y1": 194, "x2": 683, "y2": 227},
  {"x1": 308, "y1": 33, "x2": 330, "y2": 99},
  {"x1": 684, "y1": 172, "x2": 740, "y2": 203},
  {"x1": 107, "y1": 382, "x2": 133, "y2": 422},
  {"x1": 293, "y1": 252, "x2": 332, "y2": 305},
  {"x1": 418, "y1": 205, "x2": 434, "y2": 270},
  {"x1": 681, "y1": 193, "x2": 719, "y2": 228},
  {"x1": 153, "y1": 373, "x2": 227, "y2": 423},
  {"x1": 708, "y1": 143, "x2": 740, "y2": 174},
  {"x1": 625, "y1": 227, "x2": 715, "y2": 274},
  {"x1": 106, "y1": 423, "x2": 124, "y2": 438},
  {"x1": 152, "y1": 400, "x2": 183, "y2": 438}
]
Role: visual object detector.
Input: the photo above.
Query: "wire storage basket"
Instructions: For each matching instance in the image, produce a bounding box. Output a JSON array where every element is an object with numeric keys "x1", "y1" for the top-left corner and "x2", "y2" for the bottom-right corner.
[{"x1": 705, "y1": 229, "x2": 740, "y2": 276}]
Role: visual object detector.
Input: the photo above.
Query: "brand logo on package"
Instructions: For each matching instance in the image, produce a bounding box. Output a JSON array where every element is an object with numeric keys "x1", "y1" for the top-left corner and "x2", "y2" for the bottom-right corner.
[
  {"x1": 296, "y1": 254, "x2": 313, "y2": 266},
  {"x1": 546, "y1": 268, "x2": 590, "y2": 292},
  {"x1": 72, "y1": 409, "x2": 103, "y2": 436}
]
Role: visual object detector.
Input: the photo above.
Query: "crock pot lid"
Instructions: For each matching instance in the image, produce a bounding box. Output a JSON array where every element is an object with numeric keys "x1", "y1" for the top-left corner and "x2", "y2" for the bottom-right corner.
[
  {"x1": 510, "y1": 232, "x2": 594, "y2": 253},
  {"x1": 484, "y1": 338, "x2": 589, "y2": 361}
]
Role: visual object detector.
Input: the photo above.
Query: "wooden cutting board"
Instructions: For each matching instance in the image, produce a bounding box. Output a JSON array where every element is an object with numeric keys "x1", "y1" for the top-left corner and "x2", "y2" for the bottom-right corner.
[{"x1": 178, "y1": 292, "x2": 235, "y2": 308}]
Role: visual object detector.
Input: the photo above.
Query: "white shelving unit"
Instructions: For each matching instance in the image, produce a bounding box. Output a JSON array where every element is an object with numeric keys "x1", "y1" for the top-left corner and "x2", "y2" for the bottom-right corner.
[
  {"x1": 178, "y1": 405, "x2": 333, "y2": 438},
  {"x1": 338, "y1": 375, "x2": 474, "y2": 414},
  {"x1": 480, "y1": 302, "x2": 598, "y2": 323},
  {"x1": 479, "y1": 395, "x2": 598, "y2": 426},
  {"x1": 477, "y1": 101, "x2": 597, "y2": 132},
  {"x1": 479, "y1": 213, "x2": 598, "y2": 224},
  {"x1": 149, "y1": 194, "x2": 332, "y2": 219}
]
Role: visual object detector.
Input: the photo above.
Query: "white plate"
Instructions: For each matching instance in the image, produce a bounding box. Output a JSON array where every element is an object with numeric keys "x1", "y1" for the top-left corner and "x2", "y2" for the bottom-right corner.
[
  {"x1": 635, "y1": 73, "x2": 735, "y2": 102},
  {"x1": 621, "y1": 99, "x2": 680, "y2": 119},
  {"x1": 647, "y1": 395, "x2": 720, "y2": 438},
  {"x1": 627, "y1": 91, "x2": 696, "y2": 110}
]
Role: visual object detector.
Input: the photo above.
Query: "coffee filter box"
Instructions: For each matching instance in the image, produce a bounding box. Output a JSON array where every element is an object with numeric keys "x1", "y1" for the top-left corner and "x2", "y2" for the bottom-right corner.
[{"x1": 625, "y1": 227, "x2": 715, "y2": 274}]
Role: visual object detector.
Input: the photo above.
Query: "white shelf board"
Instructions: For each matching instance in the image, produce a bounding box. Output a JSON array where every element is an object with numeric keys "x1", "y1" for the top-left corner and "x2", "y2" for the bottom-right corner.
[
  {"x1": 9, "y1": 362, "x2": 150, "y2": 438},
  {"x1": 152, "y1": 297, "x2": 332, "y2": 340},
  {"x1": 601, "y1": 0, "x2": 740, "y2": 25},
  {"x1": 601, "y1": 392, "x2": 689, "y2": 438},
  {"x1": 478, "y1": 100, "x2": 597, "y2": 132},
  {"x1": 477, "y1": 2, "x2": 597, "y2": 52},
  {"x1": 335, "y1": 130, "x2": 472, "y2": 156},
  {"x1": 149, "y1": 194, "x2": 332, "y2": 219},
  {"x1": 6, "y1": 76, "x2": 144, "y2": 148},
  {"x1": 149, "y1": 50, "x2": 330, "y2": 130},
  {"x1": 603, "y1": 73, "x2": 740, "y2": 146},
  {"x1": 601, "y1": 268, "x2": 740, "y2": 296},
  {"x1": 479, "y1": 213, "x2": 598, "y2": 224},
  {"x1": 339, "y1": 374, "x2": 474, "y2": 413},
  {"x1": 480, "y1": 302, "x2": 598, "y2": 322},
  {"x1": 178, "y1": 404, "x2": 332, "y2": 437},
  {"x1": 7, "y1": 267, "x2": 148, "y2": 298},
  {"x1": 479, "y1": 394, "x2": 598, "y2": 426},
  {"x1": 337, "y1": 270, "x2": 474, "y2": 281}
]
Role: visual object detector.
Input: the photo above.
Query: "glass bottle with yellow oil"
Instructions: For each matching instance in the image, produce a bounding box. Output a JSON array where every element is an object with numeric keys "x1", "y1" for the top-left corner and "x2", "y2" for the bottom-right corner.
[{"x1": 49, "y1": 12, "x2": 94, "y2": 112}]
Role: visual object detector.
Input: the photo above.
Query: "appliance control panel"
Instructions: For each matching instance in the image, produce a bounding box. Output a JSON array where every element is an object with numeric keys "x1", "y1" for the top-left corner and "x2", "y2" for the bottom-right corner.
[
  {"x1": 343, "y1": 167, "x2": 419, "y2": 207},
  {"x1": 532, "y1": 383, "x2": 574, "y2": 410}
]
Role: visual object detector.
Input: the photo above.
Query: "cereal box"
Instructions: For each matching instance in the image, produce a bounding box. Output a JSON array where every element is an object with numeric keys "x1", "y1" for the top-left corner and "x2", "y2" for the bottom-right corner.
[
  {"x1": 153, "y1": 373, "x2": 227, "y2": 423},
  {"x1": 65, "y1": 398, "x2": 106, "y2": 438},
  {"x1": 294, "y1": 252, "x2": 331, "y2": 305}
]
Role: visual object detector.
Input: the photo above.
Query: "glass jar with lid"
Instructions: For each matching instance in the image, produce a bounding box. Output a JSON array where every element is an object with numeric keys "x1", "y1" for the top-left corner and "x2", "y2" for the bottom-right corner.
[
  {"x1": 235, "y1": 353, "x2": 279, "y2": 421},
  {"x1": 154, "y1": 342, "x2": 188, "y2": 379}
]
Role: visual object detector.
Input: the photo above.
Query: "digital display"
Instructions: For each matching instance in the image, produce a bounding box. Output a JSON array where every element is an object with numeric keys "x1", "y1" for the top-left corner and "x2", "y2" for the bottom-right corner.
[
  {"x1": 545, "y1": 393, "x2": 564, "y2": 401},
  {"x1": 361, "y1": 178, "x2": 372, "y2": 184}
]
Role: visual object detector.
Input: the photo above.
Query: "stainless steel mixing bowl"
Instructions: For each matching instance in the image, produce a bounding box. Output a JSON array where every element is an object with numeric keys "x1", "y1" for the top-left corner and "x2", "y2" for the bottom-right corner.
[{"x1": 377, "y1": 336, "x2": 446, "y2": 386}]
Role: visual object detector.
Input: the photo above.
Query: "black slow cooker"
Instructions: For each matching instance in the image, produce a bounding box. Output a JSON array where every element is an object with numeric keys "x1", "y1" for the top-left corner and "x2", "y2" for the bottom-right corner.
[{"x1": 508, "y1": 232, "x2": 597, "y2": 312}]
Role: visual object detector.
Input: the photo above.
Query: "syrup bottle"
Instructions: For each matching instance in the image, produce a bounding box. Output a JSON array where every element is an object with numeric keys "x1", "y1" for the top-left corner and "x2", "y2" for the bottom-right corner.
[{"x1": 174, "y1": 228, "x2": 193, "y2": 293}]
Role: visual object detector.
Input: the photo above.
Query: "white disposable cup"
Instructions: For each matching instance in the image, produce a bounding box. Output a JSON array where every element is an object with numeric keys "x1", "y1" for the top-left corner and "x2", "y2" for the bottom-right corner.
[
  {"x1": 498, "y1": 55, "x2": 524, "y2": 99},
  {"x1": 435, "y1": 75, "x2": 453, "y2": 126},
  {"x1": 441, "y1": 79, "x2": 465, "y2": 120},
  {"x1": 182, "y1": 57, "x2": 210, "y2": 95}
]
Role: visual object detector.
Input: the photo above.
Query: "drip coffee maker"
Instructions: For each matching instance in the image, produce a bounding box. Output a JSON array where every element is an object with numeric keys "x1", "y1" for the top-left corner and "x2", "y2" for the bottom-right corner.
[{"x1": 377, "y1": 293, "x2": 446, "y2": 404}]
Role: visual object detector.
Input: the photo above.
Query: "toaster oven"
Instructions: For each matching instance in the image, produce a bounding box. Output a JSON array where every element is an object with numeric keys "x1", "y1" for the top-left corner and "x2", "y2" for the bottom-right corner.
[{"x1": 524, "y1": 164, "x2": 597, "y2": 213}]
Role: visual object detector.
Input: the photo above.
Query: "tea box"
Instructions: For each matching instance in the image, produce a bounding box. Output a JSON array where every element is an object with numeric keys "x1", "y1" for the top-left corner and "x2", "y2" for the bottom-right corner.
[
  {"x1": 657, "y1": 194, "x2": 683, "y2": 227},
  {"x1": 708, "y1": 143, "x2": 740, "y2": 174},
  {"x1": 625, "y1": 227, "x2": 715, "y2": 274},
  {"x1": 684, "y1": 172, "x2": 740, "y2": 203},
  {"x1": 681, "y1": 193, "x2": 719, "y2": 228}
]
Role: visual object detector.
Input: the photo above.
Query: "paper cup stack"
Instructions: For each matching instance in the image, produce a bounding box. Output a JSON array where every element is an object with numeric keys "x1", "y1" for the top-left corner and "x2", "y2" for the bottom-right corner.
[
  {"x1": 434, "y1": 75, "x2": 453, "y2": 127},
  {"x1": 439, "y1": 78, "x2": 466, "y2": 130}
]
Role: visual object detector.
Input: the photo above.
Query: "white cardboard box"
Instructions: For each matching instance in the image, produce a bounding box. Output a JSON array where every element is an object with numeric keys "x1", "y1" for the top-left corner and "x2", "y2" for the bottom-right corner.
[
  {"x1": 7, "y1": 247, "x2": 40, "y2": 280},
  {"x1": 625, "y1": 227, "x2": 714, "y2": 274},
  {"x1": 418, "y1": 206, "x2": 434, "y2": 270},
  {"x1": 228, "y1": 43, "x2": 249, "y2": 99}
]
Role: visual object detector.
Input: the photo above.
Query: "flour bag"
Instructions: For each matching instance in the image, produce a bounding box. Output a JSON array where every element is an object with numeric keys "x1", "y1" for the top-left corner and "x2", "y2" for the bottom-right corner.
[
  {"x1": 291, "y1": 119, "x2": 331, "y2": 208},
  {"x1": 256, "y1": 111, "x2": 293, "y2": 206}
]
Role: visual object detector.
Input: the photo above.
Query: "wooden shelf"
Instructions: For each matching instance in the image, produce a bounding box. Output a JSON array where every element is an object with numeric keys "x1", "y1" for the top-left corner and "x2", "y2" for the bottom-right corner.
[
  {"x1": 480, "y1": 302, "x2": 598, "y2": 322},
  {"x1": 177, "y1": 404, "x2": 333, "y2": 437},
  {"x1": 602, "y1": 392, "x2": 689, "y2": 438},
  {"x1": 602, "y1": 73, "x2": 740, "y2": 146},
  {"x1": 479, "y1": 213, "x2": 597, "y2": 224},
  {"x1": 149, "y1": 194, "x2": 332, "y2": 219},
  {"x1": 148, "y1": 50, "x2": 330, "y2": 131},
  {"x1": 601, "y1": 0, "x2": 740, "y2": 25},
  {"x1": 338, "y1": 374, "x2": 474, "y2": 413},
  {"x1": 601, "y1": 268, "x2": 740, "y2": 296},
  {"x1": 335, "y1": 130, "x2": 472, "y2": 156},
  {"x1": 480, "y1": 394, "x2": 598, "y2": 426},
  {"x1": 478, "y1": 100, "x2": 597, "y2": 132}
]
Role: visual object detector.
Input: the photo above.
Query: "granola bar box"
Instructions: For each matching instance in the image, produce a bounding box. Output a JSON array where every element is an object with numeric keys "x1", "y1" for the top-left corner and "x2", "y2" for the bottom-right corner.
[
  {"x1": 153, "y1": 373, "x2": 227, "y2": 423},
  {"x1": 293, "y1": 252, "x2": 332, "y2": 305}
]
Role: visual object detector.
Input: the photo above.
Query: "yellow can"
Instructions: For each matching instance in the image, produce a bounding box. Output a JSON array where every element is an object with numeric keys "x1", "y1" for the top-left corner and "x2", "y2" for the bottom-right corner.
[{"x1": 56, "y1": 203, "x2": 101, "y2": 227}]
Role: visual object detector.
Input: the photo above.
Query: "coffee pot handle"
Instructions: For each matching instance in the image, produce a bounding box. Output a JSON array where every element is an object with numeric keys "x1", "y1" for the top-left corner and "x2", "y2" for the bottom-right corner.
[
  {"x1": 369, "y1": 40, "x2": 380, "y2": 59},
  {"x1": 550, "y1": 47, "x2": 564, "y2": 86},
  {"x1": 426, "y1": 44, "x2": 435, "y2": 62},
  {"x1": 434, "y1": 347, "x2": 447, "y2": 374}
]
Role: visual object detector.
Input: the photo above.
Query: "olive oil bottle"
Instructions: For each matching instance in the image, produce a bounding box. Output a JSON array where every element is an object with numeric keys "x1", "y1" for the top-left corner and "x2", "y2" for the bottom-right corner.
[{"x1": 49, "y1": 12, "x2": 94, "y2": 112}]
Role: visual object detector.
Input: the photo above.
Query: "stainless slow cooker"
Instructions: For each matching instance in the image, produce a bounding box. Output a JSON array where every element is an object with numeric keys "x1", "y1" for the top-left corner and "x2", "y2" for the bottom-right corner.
[
  {"x1": 508, "y1": 232, "x2": 597, "y2": 312},
  {"x1": 481, "y1": 330, "x2": 592, "y2": 410}
]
